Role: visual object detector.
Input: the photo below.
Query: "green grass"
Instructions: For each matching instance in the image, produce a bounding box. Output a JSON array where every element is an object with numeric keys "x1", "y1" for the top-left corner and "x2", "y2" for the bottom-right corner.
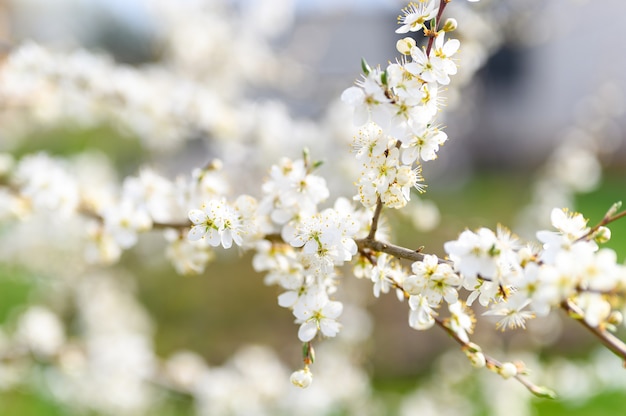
[
  {"x1": 534, "y1": 390, "x2": 626, "y2": 416},
  {"x1": 13, "y1": 124, "x2": 145, "y2": 173},
  {"x1": 0, "y1": 265, "x2": 33, "y2": 324},
  {"x1": 0, "y1": 390, "x2": 68, "y2": 416}
]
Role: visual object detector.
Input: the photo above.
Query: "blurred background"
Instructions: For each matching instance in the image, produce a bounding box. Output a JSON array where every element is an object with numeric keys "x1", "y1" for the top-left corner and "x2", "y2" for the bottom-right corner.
[{"x1": 1, "y1": 0, "x2": 626, "y2": 415}]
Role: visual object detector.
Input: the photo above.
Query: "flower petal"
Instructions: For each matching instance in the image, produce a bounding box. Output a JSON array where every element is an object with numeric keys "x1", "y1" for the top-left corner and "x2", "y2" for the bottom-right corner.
[
  {"x1": 298, "y1": 321, "x2": 318, "y2": 342},
  {"x1": 188, "y1": 209, "x2": 206, "y2": 225},
  {"x1": 187, "y1": 225, "x2": 206, "y2": 241}
]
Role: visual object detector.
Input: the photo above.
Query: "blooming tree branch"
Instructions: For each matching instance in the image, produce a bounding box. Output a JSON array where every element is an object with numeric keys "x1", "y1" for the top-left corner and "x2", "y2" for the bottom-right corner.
[{"x1": 0, "y1": 0, "x2": 625, "y2": 412}]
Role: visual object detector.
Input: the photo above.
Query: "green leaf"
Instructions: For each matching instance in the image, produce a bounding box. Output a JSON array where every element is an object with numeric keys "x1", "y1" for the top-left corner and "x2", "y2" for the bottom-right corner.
[
  {"x1": 381, "y1": 69, "x2": 388, "y2": 86},
  {"x1": 361, "y1": 58, "x2": 371, "y2": 76}
]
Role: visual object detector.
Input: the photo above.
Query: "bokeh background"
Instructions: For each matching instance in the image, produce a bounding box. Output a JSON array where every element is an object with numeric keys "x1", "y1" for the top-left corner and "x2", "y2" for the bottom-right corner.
[{"x1": 1, "y1": 0, "x2": 626, "y2": 414}]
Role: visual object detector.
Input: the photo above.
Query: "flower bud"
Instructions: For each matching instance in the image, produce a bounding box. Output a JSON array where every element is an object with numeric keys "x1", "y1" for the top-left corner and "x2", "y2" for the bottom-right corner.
[
  {"x1": 608, "y1": 310, "x2": 623, "y2": 327},
  {"x1": 499, "y1": 362, "x2": 518, "y2": 379},
  {"x1": 467, "y1": 351, "x2": 486, "y2": 368},
  {"x1": 396, "y1": 37, "x2": 416, "y2": 55},
  {"x1": 593, "y1": 226, "x2": 611, "y2": 244},
  {"x1": 531, "y1": 386, "x2": 558, "y2": 399},
  {"x1": 442, "y1": 18, "x2": 458, "y2": 32},
  {"x1": 463, "y1": 342, "x2": 485, "y2": 367},
  {"x1": 290, "y1": 367, "x2": 313, "y2": 388}
]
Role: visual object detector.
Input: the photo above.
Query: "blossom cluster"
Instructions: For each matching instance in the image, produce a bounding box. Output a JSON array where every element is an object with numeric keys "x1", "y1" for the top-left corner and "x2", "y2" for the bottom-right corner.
[
  {"x1": 342, "y1": 5, "x2": 458, "y2": 208},
  {"x1": 448, "y1": 208, "x2": 625, "y2": 331},
  {"x1": 251, "y1": 157, "x2": 370, "y2": 343},
  {"x1": 3, "y1": 0, "x2": 626, "y2": 412}
]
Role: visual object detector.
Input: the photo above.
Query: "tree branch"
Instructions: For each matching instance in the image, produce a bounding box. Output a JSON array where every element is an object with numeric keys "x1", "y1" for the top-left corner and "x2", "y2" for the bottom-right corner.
[
  {"x1": 425, "y1": 0, "x2": 448, "y2": 56},
  {"x1": 434, "y1": 317, "x2": 555, "y2": 398},
  {"x1": 356, "y1": 237, "x2": 451, "y2": 264},
  {"x1": 561, "y1": 299, "x2": 626, "y2": 364},
  {"x1": 366, "y1": 198, "x2": 384, "y2": 240}
]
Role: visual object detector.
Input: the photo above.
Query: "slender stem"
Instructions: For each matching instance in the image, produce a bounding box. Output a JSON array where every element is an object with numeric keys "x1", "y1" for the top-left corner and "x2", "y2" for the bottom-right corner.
[
  {"x1": 561, "y1": 299, "x2": 626, "y2": 363},
  {"x1": 356, "y1": 237, "x2": 451, "y2": 264},
  {"x1": 366, "y1": 197, "x2": 384, "y2": 240},
  {"x1": 78, "y1": 205, "x2": 191, "y2": 231},
  {"x1": 152, "y1": 220, "x2": 191, "y2": 230},
  {"x1": 578, "y1": 208, "x2": 626, "y2": 242},
  {"x1": 425, "y1": 0, "x2": 448, "y2": 56},
  {"x1": 434, "y1": 317, "x2": 552, "y2": 397}
]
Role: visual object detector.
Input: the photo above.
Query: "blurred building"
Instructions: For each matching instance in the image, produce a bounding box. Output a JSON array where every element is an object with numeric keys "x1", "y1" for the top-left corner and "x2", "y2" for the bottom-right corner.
[{"x1": 5, "y1": 0, "x2": 626, "y2": 172}]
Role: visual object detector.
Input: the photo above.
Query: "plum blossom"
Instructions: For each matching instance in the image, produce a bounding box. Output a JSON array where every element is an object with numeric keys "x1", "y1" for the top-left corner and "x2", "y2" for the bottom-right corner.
[
  {"x1": 448, "y1": 301, "x2": 475, "y2": 343},
  {"x1": 293, "y1": 291, "x2": 343, "y2": 342},
  {"x1": 187, "y1": 198, "x2": 245, "y2": 249},
  {"x1": 164, "y1": 229, "x2": 214, "y2": 275},
  {"x1": 341, "y1": 69, "x2": 392, "y2": 127},
  {"x1": 404, "y1": 254, "x2": 461, "y2": 306},
  {"x1": 259, "y1": 157, "x2": 329, "y2": 225},
  {"x1": 537, "y1": 208, "x2": 594, "y2": 264},
  {"x1": 408, "y1": 294, "x2": 436, "y2": 330},
  {"x1": 395, "y1": 1, "x2": 439, "y2": 34},
  {"x1": 103, "y1": 199, "x2": 152, "y2": 249},
  {"x1": 285, "y1": 208, "x2": 358, "y2": 275},
  {"x1": 13, "y1": 153, "x2": 80, "y2": 216},
  {"x1": 352, "y1": 122, "x2": 389, "y2": 161},
  {"x1": 483, "y1": 294, "x2": 535, "y2": 331},
  {"x1": 444, "y1": 228, "x2": 500, "y2": 281},
  {"x1": 400, "y1": 124, "x2": 448, "y2": 164},
  {"x1": 406, "y1": 33, "x2": 459, "y2": 86}
]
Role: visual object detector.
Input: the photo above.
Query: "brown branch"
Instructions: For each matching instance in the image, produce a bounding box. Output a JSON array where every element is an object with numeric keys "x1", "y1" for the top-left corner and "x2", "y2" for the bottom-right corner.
[
  {"x1": 77, "y1": 205, "x2": 191, "y2": 231},
  {"x1": 578, "y1": 205, "x2": 626, "y2": 242},
  {"x1": 434, "y1": 317, "x2": 554, "y2": 398},
  {"x1": 392, "y1": 276, "x2": 553, "y2": 398},
  {"x1": 366, "y1": 197, "x2": 384, "y2": 240},
  {"x1": 561, "y1": 299, "x2": 626, "y2": 364},
  {"x1": 425, "y1": 0, "x2": 448, "y2": 56},
  {"x1": 152, "y1": 220, "x2": 191, "y2": 230},
  {"x1": 356, "y1": 237, "x2": 450, "y2": 264}
]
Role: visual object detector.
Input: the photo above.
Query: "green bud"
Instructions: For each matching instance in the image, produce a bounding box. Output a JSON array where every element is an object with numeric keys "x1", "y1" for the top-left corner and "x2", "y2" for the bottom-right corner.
[
  {"x1": 302, "y1": 342, "x2": 315, "y2": 364},
  {"x1": 429, "y1": 17, "x2": 436, "y2": 30},
  {"x1": 606, "y1": 201, "x2": 622, "y2": 218},
  {"x1": 312, "y1": 160, "x2": 324, "y2": 170},
  {"x1": 442, "y1": 18, "x2": 458, "y2": 32},
  {"x1": 381, "y1": 69, "x2": 388, "y2": 86},
  {"x1": 531, "y1": 386, "x2": 558, "y2": 400},
  {"x1": 361, "y1": 58, "x2": 371, "y2": 75}
]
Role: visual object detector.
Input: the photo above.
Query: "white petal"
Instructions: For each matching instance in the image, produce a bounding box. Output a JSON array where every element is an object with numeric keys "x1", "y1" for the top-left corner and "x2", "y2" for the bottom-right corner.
[
  {"x1": 221, "y1": 231, "x2": 233, "y2": 249},
  {"x1": 340, "y1": 87, "x2": 364, "y2": 105},
  {"x1": 206, "y1": 230, "x2": 221, "y2": 247},
  {"x1": 322, "y1": 300, "x2": 343, "y2": 319},
  {"x1": 303, "y1": 239, "x2": 318, "y2": 254},
  {"x1": 278, "y1": 291, "x2": 298, "y2": 308},
  {"x1": 187, "y1": 226, "x2": 206, "y2": 241},
  {"x1": 188, "y1": 209, "x2": 206, "y2": 225},
  {"x1": 298, "y1": 321, "x2": 318, "y2": 342},
  {"x1": 319, "y1": 318, "x2": 340, "y2": 337},
  {"x1": 442, "y1": 39, "x2": 460, "y2": 56}
]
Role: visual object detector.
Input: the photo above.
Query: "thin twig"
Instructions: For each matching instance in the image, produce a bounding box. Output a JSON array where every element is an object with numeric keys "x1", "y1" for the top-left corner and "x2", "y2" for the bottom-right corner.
[
  {"x1": 577, "y1": 207, "x2": 626, "y2": 242},
  {"x1": 356, "y1": 237, "x2": 451, "y2": 264},
  {"x1": 366, "y1": 198, "x2": 384, "y2": 240},
  {"x1": 434, "y1": 317, "x2": 553, "y2": 398},
  {"x1": 425, "y1": 0, "x2": 448, "y2": 56},
  {"x1": 393, "y1": 276, "x2": 552, "y2": 398},
  {"x1": 561, "y1": 299, "x2": 626, "y2": 364}
]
